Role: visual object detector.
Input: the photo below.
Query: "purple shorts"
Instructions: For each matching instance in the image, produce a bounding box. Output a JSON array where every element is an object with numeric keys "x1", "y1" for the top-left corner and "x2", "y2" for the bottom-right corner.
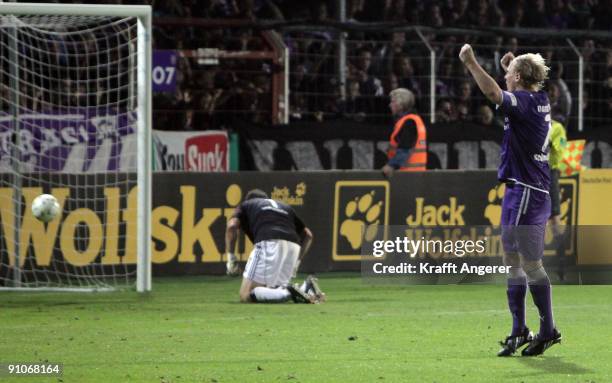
[{"x1": 501, "y1": 183, "x2": 551, "y2": 260}]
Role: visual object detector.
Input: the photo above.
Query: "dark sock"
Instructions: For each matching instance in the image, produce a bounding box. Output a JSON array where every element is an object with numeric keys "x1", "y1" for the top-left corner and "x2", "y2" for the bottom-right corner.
[
  {"x1": 529, "y1": 277, "x2": 555, "y2": 337},
  {"x1": 507, "y1": 277, "x2": 527, "y2": 336}
]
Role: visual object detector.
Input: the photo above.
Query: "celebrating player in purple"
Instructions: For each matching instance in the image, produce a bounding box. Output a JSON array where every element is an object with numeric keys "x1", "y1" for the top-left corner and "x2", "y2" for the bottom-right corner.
[{"x1": 459, "y1": 44, "x2": 561, "y2": 357}]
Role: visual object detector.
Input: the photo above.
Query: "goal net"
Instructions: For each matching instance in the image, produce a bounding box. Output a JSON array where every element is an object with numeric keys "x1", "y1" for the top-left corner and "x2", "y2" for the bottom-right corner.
[{"x1": 0, "y1": 4, "x2": 151, "y2": 292}]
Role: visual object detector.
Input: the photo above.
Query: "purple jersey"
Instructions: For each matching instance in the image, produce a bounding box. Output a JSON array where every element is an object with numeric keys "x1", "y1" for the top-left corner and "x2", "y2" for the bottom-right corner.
[{"x1": 497, "y1": 90, "x2": 551, "y2": 192}]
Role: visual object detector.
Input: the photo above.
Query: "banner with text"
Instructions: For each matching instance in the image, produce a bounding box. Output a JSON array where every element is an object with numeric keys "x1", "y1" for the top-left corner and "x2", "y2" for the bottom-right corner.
[
  {"x1": 236, "y1": 120, "x2": 612, "y2": 171},
  {"x1": 152, "y1": 50, "x2": 177, "y2": 93},
  {"x1": 152, "y1": 130, "x2": 229, "y2": 172},
  {"x1": 0, "y1": 111, "x2": 136, "y2": 173}
]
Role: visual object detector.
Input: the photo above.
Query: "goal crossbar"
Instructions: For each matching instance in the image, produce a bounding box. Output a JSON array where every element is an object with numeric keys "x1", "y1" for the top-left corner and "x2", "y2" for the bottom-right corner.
[{"x1": 0, "y1": 3, "x2": 152, "y2": 19}]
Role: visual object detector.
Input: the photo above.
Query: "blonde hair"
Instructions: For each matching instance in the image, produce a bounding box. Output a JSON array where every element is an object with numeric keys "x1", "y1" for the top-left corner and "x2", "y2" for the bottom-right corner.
[
  {"x1": 512, "y1": 53, "x2": 550, "y2": 91},
  {"x1": 389, "y1": 88, "x2": 415, "y2": 111}
]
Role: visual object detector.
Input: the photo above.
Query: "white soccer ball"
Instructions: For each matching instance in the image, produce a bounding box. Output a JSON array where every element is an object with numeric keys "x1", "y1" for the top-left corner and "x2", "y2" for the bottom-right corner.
[{"x1": 31, "y1": 194, "x2": 61, "y2": 223}]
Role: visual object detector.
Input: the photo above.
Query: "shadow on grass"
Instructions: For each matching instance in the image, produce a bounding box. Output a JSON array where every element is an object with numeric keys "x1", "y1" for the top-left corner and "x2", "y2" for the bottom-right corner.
[{"x1": 516, "y1": 356, "x2": 592, "y2": 376}]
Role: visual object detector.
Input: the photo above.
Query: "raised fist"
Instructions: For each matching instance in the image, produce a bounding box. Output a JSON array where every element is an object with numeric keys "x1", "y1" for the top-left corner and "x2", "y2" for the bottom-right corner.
[
  {"x1": 459, "y1": 44, "x2": 476, "y2": 65},
  {"x1": 500, "y1": 52, "x2": 515, "y2": 72}
]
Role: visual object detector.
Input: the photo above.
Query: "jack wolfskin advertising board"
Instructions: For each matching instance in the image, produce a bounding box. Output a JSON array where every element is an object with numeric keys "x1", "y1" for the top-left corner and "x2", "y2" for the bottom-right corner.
[{"x1": 2, "y1": 171, "x2": 585, "y2": 277}]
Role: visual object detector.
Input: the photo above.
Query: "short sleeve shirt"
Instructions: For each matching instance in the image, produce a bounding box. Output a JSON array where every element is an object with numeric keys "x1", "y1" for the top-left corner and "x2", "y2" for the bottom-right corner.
[{"x1": 233, "y1": 198, "x2": 305, "y2": 244}]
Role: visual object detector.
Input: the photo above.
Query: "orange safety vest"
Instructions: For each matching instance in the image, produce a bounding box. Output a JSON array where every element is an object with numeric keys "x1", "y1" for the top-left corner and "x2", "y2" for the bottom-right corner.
[{"x1": 387, "y1": 113, "x2": 427, "y2": 171}]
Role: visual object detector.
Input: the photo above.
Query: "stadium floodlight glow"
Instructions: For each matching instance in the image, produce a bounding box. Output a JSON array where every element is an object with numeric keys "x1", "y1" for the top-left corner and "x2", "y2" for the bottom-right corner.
[{"x1": 0, "y1": 3, "x2": 152, "y2": 292}]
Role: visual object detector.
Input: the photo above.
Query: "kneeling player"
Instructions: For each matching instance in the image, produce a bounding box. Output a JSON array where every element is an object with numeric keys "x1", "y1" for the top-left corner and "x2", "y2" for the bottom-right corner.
[{"x1": 225, "y1": 189, "x2": 324, "y2": 303}]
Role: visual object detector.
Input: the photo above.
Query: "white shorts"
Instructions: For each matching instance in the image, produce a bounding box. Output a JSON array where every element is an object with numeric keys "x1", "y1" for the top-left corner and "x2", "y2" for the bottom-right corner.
[{"x1": 243, "y1": 239, "x2": 300, "y2": 287}]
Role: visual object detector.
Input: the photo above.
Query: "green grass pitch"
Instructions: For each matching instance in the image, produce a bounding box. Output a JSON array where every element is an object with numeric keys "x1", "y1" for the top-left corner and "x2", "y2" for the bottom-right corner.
[{"x1": 1, "y1": 274, "x2": 611, "y2": 382}]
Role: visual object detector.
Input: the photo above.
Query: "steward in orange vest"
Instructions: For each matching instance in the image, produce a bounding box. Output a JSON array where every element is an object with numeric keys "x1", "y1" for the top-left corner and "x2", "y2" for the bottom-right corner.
[{"x1": 383, "y1": 88, "x2": 427, "y2": 177}]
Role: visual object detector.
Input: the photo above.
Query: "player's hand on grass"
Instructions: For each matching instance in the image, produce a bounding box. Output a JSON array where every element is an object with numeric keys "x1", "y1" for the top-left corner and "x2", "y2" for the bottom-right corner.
[
  {"x1": 500, "y1": 52, "x2": 515, "y2": 72},
  {"x1": 459, "y1": 44, "x2": 476, "y2": 65},
  {"x1": 226, "y1": 253, "x2": 241, "y2": 276}
]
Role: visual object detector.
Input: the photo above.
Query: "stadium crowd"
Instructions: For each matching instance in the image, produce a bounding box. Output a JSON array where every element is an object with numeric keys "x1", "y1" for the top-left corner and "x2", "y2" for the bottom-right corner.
[
  {"x1": 148, "y1": 0, "x2": 610, "y2": 132},
  {"x1": 7, "y1": 0, "x2": 612, "y2": 132}
]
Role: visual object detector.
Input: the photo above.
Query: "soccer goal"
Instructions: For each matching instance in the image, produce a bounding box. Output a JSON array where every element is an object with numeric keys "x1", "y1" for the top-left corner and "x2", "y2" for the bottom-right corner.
[{"x1": 0, "y1": 3, "x2": 152, "y2": 292}]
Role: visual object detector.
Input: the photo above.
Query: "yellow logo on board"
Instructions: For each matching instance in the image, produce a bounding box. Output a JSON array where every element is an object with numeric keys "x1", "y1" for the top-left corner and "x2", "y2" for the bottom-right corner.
[
  {"x1": 484, "y1": 183, "x2": 505, "y2": 227},
  {"x1": 270, "y1": 182, "x2": 306, "y2": 206},
  {"x1": 481, "y1": 180, "x2": 577, "y2": 255},
  {"x1": 332, "y1": 181, "x2": 389, "y2": 261},
  {"x1": 405, "y1": 197, "x2": 466, "y2": 227},
  {"x1": 340, "y1": 191, "x2": 383, "y2": 249}
]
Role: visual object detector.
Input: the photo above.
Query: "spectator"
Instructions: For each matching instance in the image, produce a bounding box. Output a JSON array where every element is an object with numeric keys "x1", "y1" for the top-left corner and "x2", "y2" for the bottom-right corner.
[
  {"x1": 568, "y1": 0, "x2": 592, "y2": 29},
  {"x1": 476, "y1": 104, "x2": 503, "y2": 129},
  {"x1": 524, "y1": 0, "x2": 548, "y2": 27},
  {"x1": 436, "y1": 60, "x2": 455, "y2": 99},
  {"x1": 340, "y1": 79, "x2": 368, "y2": 122},
  {"x1": 290, "y1": 94, "x2": 307, "y2": 121},
  {"x1": 393, "y1": 54, "x2": 421, "y2": 100},
  {"x1": 384, "y1": 73, "x2": 400, "y2": 96},
  {"x1": 506, "y1": 37, "x2": 519, "y2": 55},
  {"x1": 352, "y1": 48, "x2": 384, "y2": 96},
  {"x1": 450, "y1": 0, "x2": 470, "y2": 26},
  {"x1": 183, "y1": 109, "x2": 196, "y2": 130},
  {"x1": 591, "y1": 0, "x2": 611, "y2": 30},
  {"x1": 310, "y1": 1, "x2": 331, "y2": 22},
  {"x1": 427, "y1": 4, "x2": 444, "y2": 27},
  {"x1": 347, "y1": 0, "x2": 366, "y2": 21},
  {"x1": 454, "y1": 80, "x2": 475, "y2": 115},
  {"x1": 377, "y1": 32, "x2": 409, "y2": 76},
  {"x1": 455, "y1": 102, "x2": 470, "y2": 122},
  {"x1": 508, "y1": 6, "x2": 525, "y2": 27},
  {"x1": 548, "y1": 0, "x2": 570, "y2": 29},
  {"x1": 143, "y1": 0, "x2": 609, "y2": 134},
  {"x1": 548, "y1": 64, "x2": 572, "y2": 124},
  {"x1": 321, "y1": 77, "x2": 344, "y2": 120},
  {"x1": 383, "y1": 0, "x2": 407, "y2": 22},
  {"x1": 435, "y1": 99, "x2": 455, "y2": 123}
]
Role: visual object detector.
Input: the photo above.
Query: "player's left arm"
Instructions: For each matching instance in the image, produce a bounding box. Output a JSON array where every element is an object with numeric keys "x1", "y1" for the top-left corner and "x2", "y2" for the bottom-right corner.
[
  {"x1": 291, "y1": 211, "x2": 313, "y2": 277},
  {"x1": 459, "y1": 44, "x2": 503, "y2": 105},
  {"x1": 290, "y1": 227, "x2": 313, "y2": 279},
  {"x1": 384, "y1": 120, "x2": 417, "y2": 177},
  {"x1": 299, "y1": 227, "x2": 314, "y2": 260}
]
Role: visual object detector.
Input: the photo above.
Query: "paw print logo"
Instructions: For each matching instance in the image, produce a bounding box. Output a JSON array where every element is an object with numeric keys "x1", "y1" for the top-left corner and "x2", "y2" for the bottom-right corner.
[
  {"x1": 333, "y1": 181, "x2": 389, "y2": 261},
  {"x1": 484, "y1": 183, "x2": 505, "y2": 227},
  {"x1": 295, "y1": 182, "x2": 306, "y2": 197},
  {"x1": 340, "y1": 191, "x2": 383, "y2": 250}
]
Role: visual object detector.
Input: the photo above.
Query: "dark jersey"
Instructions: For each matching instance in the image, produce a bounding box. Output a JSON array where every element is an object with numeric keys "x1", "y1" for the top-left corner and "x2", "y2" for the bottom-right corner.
[
  {"x1": 497, "y1": 90, "x2": 551, "y2": 192},
  {"x1": 233, "y1": 198, "x2": 305, "y2": 244}
]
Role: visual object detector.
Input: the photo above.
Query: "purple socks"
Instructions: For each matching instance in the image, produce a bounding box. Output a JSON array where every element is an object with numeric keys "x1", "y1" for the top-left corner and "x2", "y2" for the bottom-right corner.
[
  {"x1": 507, "y1": 277, "x2": 528, "y2": 336},
  {"x1": 529, "y1": 277, "x2": 555, "y2": 337}
]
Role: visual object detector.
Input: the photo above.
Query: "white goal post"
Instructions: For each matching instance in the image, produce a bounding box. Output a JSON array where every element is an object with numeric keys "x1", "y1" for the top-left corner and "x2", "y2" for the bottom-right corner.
[{"x1": 0, "y1": 3, "x2": 152, "y2": 292}]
